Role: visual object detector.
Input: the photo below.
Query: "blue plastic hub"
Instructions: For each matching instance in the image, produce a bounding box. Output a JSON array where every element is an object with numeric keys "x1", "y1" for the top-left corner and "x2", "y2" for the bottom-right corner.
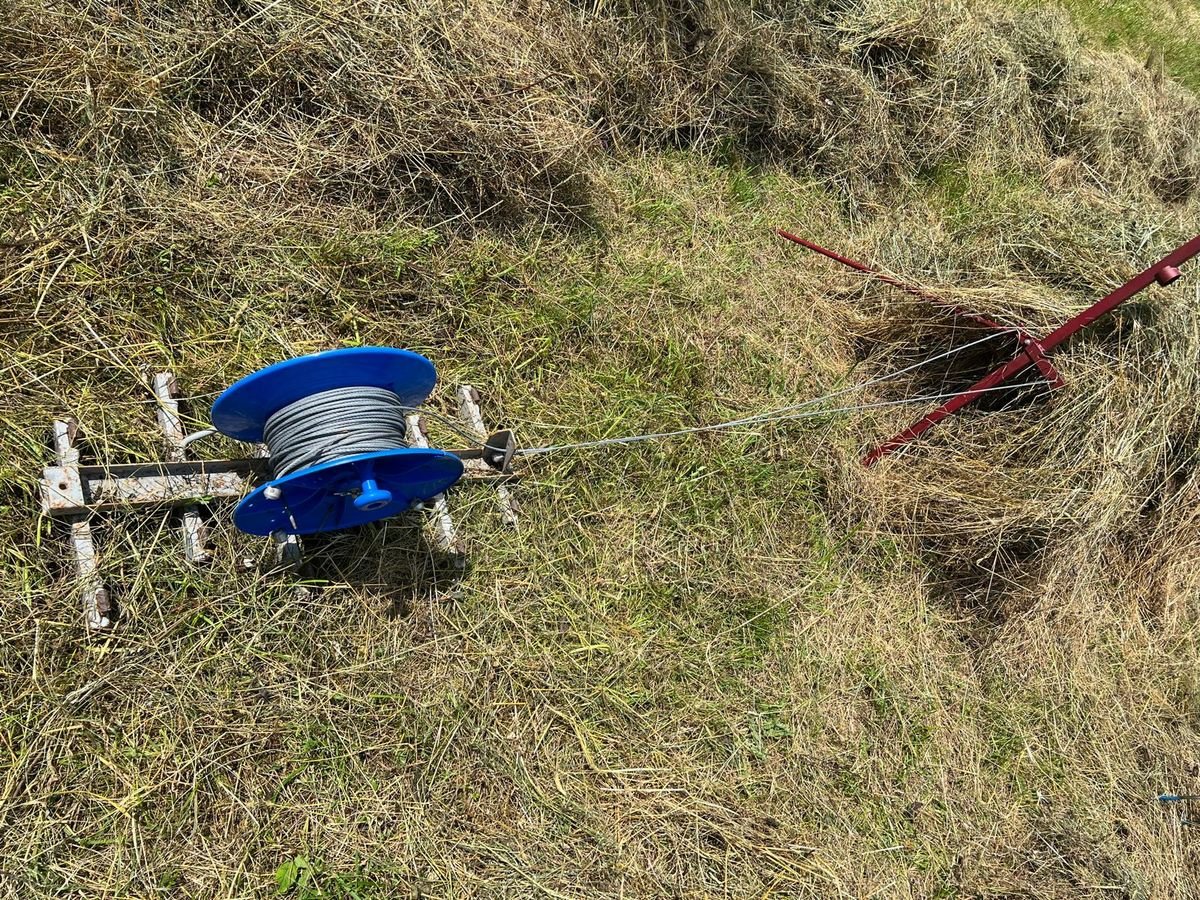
[{"x1": 210, "y1": 347, "x2": 464, "y2": 536}]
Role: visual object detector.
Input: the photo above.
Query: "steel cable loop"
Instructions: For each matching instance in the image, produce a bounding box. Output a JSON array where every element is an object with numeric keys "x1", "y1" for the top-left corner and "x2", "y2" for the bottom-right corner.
[{"x1": 263, "y1": 386, "x2": 411, "y2": 477}]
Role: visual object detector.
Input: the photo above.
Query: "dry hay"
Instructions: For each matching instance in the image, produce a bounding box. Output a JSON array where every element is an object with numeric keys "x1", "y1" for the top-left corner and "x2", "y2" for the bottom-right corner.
[{"x1": 3, "y1": 0, "x2": 1200, "y2": 895}]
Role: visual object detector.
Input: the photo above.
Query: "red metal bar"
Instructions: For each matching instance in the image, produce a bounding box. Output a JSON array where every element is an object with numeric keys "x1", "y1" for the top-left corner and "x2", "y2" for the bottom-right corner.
[
  {"x1": 1023, "y1": 337, "x2": 1065, "y2": 389},
  {"x1": 775, "y1": 228, "x2": 1043, "y2": 343},
  {"x1": 862, "y1": 234, "x2": 1200, "y2": 466},
  {"x1": 861, "y1": 344, "x2": 1048, "y2": 467},
  {"x1": 1037, "y1": 236, "x2": 1199, "y2": 351}
]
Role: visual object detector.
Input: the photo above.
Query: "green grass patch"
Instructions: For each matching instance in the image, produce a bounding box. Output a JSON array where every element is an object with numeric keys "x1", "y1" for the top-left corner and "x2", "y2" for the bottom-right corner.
[{"x1": 1056, "y1": 0, "x2": 1200, "y2": 89}]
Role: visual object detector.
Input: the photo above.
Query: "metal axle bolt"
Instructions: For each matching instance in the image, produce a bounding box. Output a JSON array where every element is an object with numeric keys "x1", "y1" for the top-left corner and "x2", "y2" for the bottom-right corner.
[{"x1": 1156, "y1": 265, "x2": 1182, "y2": 286}]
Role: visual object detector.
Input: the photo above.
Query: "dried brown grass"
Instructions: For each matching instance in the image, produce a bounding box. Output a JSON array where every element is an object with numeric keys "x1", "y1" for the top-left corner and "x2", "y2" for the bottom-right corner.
[{"x1": 3, "y1": 0, "x2": 1200, "y2": 897}]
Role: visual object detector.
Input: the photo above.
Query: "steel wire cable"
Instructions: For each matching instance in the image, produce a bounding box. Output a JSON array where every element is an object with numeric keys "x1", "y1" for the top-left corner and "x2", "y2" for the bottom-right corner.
[
  {"x1": 514, "y1": 382, "x2": 1041, "y2": 456},
  {"x1": 189, "y1": 330, "x2": 1023, "y2": 460},
  {"x1": 515, "y1": 330, "x2": 1014, "y2": 456},
  {"x1": 263, "y1": 386, "x2": 411, "y2": 477}
]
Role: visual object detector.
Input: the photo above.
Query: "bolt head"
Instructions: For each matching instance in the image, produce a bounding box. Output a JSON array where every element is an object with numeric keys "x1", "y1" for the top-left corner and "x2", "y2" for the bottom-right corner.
[
  {"x1": 264, "y1": 485, "x2": 282, "y2": 501},
  {"x1": 1156, "y1": 265, "x2": 1182, "y2": 286}
]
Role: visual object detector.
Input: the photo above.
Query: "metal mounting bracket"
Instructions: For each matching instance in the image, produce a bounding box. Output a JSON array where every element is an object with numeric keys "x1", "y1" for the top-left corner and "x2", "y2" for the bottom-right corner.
[{"x1": 43, "y1": 376, "x2": 519, "y2": 631}]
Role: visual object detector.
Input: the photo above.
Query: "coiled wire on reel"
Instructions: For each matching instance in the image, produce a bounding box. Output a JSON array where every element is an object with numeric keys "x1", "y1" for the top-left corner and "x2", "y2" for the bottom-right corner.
[
  {"x1": 263, "y1": 386, "x2": 412, "y2": 478},
  {"x1": 210, "y1": 348, "x2": 465, "y2": 536}
]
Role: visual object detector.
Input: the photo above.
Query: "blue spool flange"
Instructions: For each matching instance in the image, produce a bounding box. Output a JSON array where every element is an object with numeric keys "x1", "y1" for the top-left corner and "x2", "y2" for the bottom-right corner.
[{"x1": 211, "y1": 347, "x2": 464, "y2": 536}]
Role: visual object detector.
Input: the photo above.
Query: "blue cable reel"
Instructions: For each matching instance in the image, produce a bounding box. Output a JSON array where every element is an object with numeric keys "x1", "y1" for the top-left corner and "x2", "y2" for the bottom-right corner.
[{"x1": 211, "y1": 347, "x2": 468, "y2": 536}]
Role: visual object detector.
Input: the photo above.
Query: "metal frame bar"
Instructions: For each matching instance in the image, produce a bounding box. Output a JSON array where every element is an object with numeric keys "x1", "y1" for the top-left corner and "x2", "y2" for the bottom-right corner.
[
  {"x1": 45, "y1": 377, "x2": 519, "y2": 629},
  {"x1": 458, "y1": 385, "x2": 520, "y2": 527},
  {"x1": 861, "y1": 235, "x2": 1200, "y2": 465},
  {"x1": 39, "y1": 455, "x2": 513, "y2": 517},
  {"x1": 154, "y1": 373, "x2": 211, "y2": 563},
  {"x1": 52, "y1": 420, "x2": 112, "y2": 632},
  {"x1": 777, "y1": 229, "x2": 1199, "y2": 466},
  {"x1": 406, "y1": 413, "x2": 463, "y2": 555}
]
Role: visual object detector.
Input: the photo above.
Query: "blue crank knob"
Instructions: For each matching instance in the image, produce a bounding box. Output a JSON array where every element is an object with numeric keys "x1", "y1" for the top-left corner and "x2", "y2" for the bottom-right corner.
[{"x1": 354, "y1": 478, "x2": 393, "y2": 512}]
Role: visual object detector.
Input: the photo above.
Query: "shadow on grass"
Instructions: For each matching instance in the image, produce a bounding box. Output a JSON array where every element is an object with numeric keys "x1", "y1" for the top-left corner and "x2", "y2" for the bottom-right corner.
[{"x1": 298, "y1": 515, "x2": 470, "y2": 625}]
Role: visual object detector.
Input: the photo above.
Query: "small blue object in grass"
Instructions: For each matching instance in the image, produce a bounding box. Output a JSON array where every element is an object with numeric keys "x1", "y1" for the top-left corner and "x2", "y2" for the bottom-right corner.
[{"x1": 211, "y1": 347, "x2": 464, "y2": 536}]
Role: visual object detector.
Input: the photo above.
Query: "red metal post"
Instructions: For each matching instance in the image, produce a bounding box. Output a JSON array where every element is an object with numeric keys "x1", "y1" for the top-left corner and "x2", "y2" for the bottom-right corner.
[
  {"x1": 861, "y1": 234, "x2": 1200, "y2": 466},
  {"x1": 774, "y1": 228, "x2": 1056, "y2": 358}
]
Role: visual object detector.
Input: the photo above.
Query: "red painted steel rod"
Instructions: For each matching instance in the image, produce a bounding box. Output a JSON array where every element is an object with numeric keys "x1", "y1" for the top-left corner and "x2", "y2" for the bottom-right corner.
[
  {"x1": 776, "y1": 228, "x2": 1066, "y2": 388},
  {"x1": 1037, "y1": 236, "x2": 1198, "y2": 351},
  {"x1": 862, "y1": 234, "x2": 1200, "y2": 466},
  {"x1": 776, "y1": 228, "x2": 1031, "y2": 337}
]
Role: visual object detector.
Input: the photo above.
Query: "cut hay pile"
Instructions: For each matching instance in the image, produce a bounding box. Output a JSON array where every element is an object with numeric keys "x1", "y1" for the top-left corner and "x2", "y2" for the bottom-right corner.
[{"x1": 3, "y1": 0, "x2": 1200, "y2": 896}]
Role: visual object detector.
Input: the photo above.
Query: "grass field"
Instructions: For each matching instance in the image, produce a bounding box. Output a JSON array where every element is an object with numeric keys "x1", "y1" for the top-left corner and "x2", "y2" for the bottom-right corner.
[
  {"x1": 3, "y1": 1, "x2": 1200, "y2": 897},
  {"x1": 1056, "y1": 0, "x2": 1200, "y2": 90}
]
